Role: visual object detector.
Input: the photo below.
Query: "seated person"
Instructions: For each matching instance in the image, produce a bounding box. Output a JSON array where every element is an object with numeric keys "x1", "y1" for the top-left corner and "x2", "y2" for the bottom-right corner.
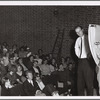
[
  {"x1": 1, "y1": 78, "x2": 14, "y2": 96},
  {"x1": 35, "y1": 74, "x2": 59, "y2": 96},
  {"x1": 16, "y1": 64, "x2": 26, "y2": 83},
  {"x1": 6, "y1": 65, "x2": 18, "y2": 85},
  {"x1": 1, "y1": 77, "x2": 24, "y2": 96},
  {"x1": 34, "y1": 54, "x2": 42, "y2": 66},
  {"x1": 26, "y1": 55, "x2": 34, "y2": 70},
  {"x1": 40, "y1": 59, "x2": 54, "y2": 85},
  {"x1": 32, "y1": 60, "x2": 41, "y2": 77},
  {"x1": 17, "y1": 58, "x2": 28, "y2": 71},
  {"x1": 23, "y1": 70, "x2": 45, "y2": 96},
  {"x1": 40, "y1": 59, "x2": 53, "y2": 76},
  {"x1": 50, "y1": 58, "x2": 58, "y2": 71},
  {"x1": 66, "y1": 63, "x2": 75, "y2": 95},
  {"x1": 58, "y1": 57, "x2": 67, "y2": 71},
  {"x1": 19, "y1": 47, "x2": 27, "y2": 58}
]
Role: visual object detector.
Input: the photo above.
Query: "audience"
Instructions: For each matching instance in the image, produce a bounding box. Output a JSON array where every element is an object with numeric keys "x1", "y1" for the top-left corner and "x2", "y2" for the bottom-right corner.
[{"x1": 0, "y1": 42, "x2": 77, "y2": 96}]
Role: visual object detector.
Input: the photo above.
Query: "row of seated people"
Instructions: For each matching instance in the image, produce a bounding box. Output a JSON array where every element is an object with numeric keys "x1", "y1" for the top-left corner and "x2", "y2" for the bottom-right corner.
[
  {"x1": 0, "y1": 57, "x2": 76, "y2": 96},
  {"x1": 1, "y1": 70, "x2": 59, "y2": 96}
]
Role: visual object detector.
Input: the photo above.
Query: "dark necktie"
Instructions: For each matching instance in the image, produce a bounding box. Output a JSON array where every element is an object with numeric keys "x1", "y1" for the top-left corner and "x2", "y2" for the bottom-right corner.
[{"x1": 80, "y1": 37, "x2": 82, "y2": 58}]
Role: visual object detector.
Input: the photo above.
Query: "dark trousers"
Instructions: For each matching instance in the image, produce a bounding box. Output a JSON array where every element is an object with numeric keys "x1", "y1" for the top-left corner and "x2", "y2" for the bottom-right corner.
[{"x1": 77, "y1": 58, "x2": 94, "y2": 96}]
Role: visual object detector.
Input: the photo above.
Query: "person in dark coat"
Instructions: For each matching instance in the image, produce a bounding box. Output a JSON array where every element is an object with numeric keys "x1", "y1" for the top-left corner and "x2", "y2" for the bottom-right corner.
[{"x1": 23, "y1": 70, "x2": 43, "y2": 96}]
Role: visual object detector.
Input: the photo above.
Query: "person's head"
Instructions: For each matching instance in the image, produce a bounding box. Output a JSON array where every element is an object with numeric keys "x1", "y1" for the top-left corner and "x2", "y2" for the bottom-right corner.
[
  {"x1": 17, "y1": 64, "x2": 22, "y2": 72},
  {"x1": 2, "y1": 42, "x2": 7, "y2": 47},
  {"x1": 12, "y1": 44, "x2": 17, "y2": 50},
  {"x1": 33, "y1": 60, "x2": 38, "y2": 67},
  {"x1": 61, "y1": 57, "x2": 65, "y2": 63},
  {"x1": 9, "y1": 57, "x2": 15, "y2": 65},
  {"x1": 4, "y1": 77, "x2": 11, "y2": 86},
  {"x1": 38, "y1": 49, "x2": 43, "y2": 55},
  {"x1": 43, "y1": 59, "x2": 48, "y2": 64},
  {"x1": 29, "y1": 55, "x2": 34, "y2": 62},
  {"x1": 14, "y1": 53, "x2": 18, "y2": 57},
  {"x1": 75, "y1": 26, "x2": 84, "y2": 37},
  {"x1": 20, "y1": 47, "x2": 24, "y2": 52},
  {"x1": 52, "y1": 58, "x2": 56, "y2": 64},
  {"x1": 10, "y1": 65, "x2": 17, "y2": 73},
  {"x1": 68, "y1": 63, "x2": 73, "y2": 70},
  {"x1": 49, "y1": 53, "x2": 53, "y2": 59},
  {"x1": 35, "y1": 54, "x2": 39, "y2": 59},
  {"x1": 66, "y1": 57, "x2": 70, "y2": 64},
  {"x1": 26, "y1": 71, "x2": 33, "y2": 80},
  {"x1": 18, "y1": 58, "x2": 23, "y2": 64}
]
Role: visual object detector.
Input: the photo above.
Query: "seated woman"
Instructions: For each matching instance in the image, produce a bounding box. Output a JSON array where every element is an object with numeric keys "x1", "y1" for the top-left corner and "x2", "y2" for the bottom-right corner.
[
  {"x1": 17, "y1": 58, "x2": 28, "y2": 72},
  {"x1": 16, "y1": 64, "x2": 26, "y2": 83},
  {"x1": 6, "y1": 65, "x2": 18, "y2": 85},
  {"x1": 58, "y1": 57, "x2": 67, "y2": 71},
  {"x1": 50, "y1": 58, "x2": 58, "y2": 71}
]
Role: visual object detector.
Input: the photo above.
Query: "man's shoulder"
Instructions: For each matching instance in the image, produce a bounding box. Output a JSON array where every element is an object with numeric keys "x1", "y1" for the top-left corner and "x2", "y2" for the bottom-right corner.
[{"x1": 76, "y1": 37, "x2": 80, "y2": 42}]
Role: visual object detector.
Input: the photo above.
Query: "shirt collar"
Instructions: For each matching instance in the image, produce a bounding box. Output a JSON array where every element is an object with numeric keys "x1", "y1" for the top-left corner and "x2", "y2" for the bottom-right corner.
[{"x1": 27, "y1": 79, "x2": 33, "y2": 83}]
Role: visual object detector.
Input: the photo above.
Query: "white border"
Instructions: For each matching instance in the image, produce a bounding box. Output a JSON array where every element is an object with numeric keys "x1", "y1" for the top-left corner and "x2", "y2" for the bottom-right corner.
[
  {"x1": 0, "y1": 1, "x2": 100, "y2": 6},
  {"x1": 1, "y1": 96, "x2": 100, "y2": 99},
  {"x1": 0, "y1": 1, "x2": 100, "y2": 99}
]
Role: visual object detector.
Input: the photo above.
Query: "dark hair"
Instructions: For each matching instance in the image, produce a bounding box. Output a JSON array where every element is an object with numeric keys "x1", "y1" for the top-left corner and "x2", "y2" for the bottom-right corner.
[
  {"x1": 74, "y1": 26, "x2": 83, "y2": 30},
  {"x1": 67, "y1": 62, "x2": 73, "y2": 67},
  {"x1": 42, "y1": 58, "x2": 48, "y2": 64},
  {"x1": 25, "y1": 70, "x2": 33, "y2": 76}
]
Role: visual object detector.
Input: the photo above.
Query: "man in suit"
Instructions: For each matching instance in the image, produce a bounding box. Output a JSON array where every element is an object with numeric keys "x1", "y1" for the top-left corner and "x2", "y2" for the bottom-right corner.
[
  {"x1": 74, "y1": 26, "x2": 94, "y2": 96},
  {"x1": 23, "y1": 70, "x2": 44, "y2": 96}
]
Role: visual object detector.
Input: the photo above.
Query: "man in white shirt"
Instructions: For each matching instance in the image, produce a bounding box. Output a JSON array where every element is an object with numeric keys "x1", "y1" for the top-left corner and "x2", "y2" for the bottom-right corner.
[{"x1": 74, "y1": 26, "x2": 94, "y2": 96}]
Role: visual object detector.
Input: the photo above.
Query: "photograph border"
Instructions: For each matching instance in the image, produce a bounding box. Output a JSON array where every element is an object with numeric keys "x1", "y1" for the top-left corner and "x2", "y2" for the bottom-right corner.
[{"x1": 0, "y1": 1, "x2": 100, "y2": 99}]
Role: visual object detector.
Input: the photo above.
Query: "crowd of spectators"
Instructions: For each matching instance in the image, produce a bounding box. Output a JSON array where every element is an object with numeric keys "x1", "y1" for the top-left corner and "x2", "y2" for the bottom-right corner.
[{"x1": 0, "y1": 42, "x2": 76, "y2": 96}]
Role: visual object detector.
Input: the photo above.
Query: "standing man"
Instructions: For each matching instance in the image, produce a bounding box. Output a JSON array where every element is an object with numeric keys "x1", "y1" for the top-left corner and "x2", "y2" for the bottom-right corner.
[{"x1": 74, "y1": 26, "x2": 94, "y2": 96}]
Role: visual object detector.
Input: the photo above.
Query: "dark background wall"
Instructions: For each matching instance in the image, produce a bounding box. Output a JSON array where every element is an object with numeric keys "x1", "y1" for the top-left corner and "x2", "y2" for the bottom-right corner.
[{"x1": 0, "y1": 6, "x2": 100, "y2": 58}]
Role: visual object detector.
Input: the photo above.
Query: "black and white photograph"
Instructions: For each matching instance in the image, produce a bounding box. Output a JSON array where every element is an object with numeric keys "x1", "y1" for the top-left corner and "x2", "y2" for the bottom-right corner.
[{"x1": 0, "y1": 1, "x2": 100, "y2": 97}]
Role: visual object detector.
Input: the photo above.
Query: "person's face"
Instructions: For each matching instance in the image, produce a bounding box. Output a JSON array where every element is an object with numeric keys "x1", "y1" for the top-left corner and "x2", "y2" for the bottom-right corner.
[
  {"x1": 10, "y1": 58, "x2": 15, "y2": 64},
  {"x1": 30, "y1": 56, "x2": 34, "y2": 62},
  {"x1": 61, "y1": 58, "x2": 65, "y2": 63},
  {"x1": 49, "y1": 54, "x2": 52, "y2": 59},
  {"x1": 35, "y1": 55, "x2": 39, "y2": 59},
  {"x1": 52, "y1": 59, "x2": 55, "y2": 64},
  {"x1": 75, "y1": 27, "x2": 84, "y2": 37},
  {"x1": 33, "y1": 61, "x2": 38, "y2": 67},
  {"x1": 10, "y1": 71, "x2": 14, "y2": 75},
  {"x1": 21, "y1": 48, "x2": 24, "y2": 51},
  {"x1": 69, "y1": 64, "x2": 73, "y2": 70},
  {"x1": 27, "y1": 72, "x2": 33, "y2": 80},
  {"x1": 19, "y1": 59, "x2": 22, "y2": 63},
  {"x1": 13, "y1": 45, "x2": 17, "y2": 50},
  {"x1": 43, "y1": 60, "x2": 48, "y2": 64},
  {"x1": 17, "y1": 66, "x2": 22, "y2": 72},
  {"x1": 66, "y1": 58, "x2": 70, "y2": 63}
]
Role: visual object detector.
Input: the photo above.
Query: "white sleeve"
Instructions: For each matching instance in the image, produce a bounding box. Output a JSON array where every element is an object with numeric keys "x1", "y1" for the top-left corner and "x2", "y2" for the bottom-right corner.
[{"x1": 74, "y1": 38, "x2": 81, "y2": 58}]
